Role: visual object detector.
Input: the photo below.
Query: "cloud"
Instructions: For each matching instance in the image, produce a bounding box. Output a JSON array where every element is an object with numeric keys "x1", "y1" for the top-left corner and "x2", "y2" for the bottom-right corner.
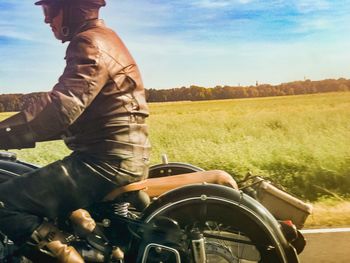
[
  {"x1": 190, "y1": 0, "x2": 254, "y2": 9},
  {"x1": 295, "y1": 18, "x2": 331, "y2": 33},
  {"x1": 1, "y1": 0, "x2": 350, "y2": 93},
  {"x1": 0, "y1": 0, "x2": 51, "y2": 43},
  {"x1": 294, "y1": 0, "x2": 331, "y2": 13},
  {"x1": 0, "y1": 26, "x2": 36, "y2": 42}
]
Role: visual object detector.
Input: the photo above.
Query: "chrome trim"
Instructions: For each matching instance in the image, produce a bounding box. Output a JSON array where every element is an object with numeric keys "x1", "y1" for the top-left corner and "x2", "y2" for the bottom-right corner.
[
  {"x1": 0, "y1": 168, "x2": 20, "y2": 177},
  {"x1": 141, "y1": 243, "x2": 181, "y2": 263},
  {"x1": 191, "y1": 236, "x2": 207, "y2": 262}
]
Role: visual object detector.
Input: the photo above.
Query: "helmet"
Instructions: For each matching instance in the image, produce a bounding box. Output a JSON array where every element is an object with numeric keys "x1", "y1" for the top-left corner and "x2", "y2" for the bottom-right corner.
[
  {"x1": 35, "y1": 0, "x2": 58, "y2": 4},
  {"x1": 35, "y1": 0, "x2": 106, "y2": 42},
  {"x1": 35, "y1": 0, "x2": 106, "y2": 20},
  {"x1": 35, "y1": 0, "x2": 106, "y2": 7}
]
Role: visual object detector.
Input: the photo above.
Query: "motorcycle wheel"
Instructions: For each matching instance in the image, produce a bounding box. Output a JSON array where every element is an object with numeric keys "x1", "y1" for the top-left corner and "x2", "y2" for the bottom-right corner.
[{"x1": 143, "y1": 197, "x2": 290, "y2": 263}]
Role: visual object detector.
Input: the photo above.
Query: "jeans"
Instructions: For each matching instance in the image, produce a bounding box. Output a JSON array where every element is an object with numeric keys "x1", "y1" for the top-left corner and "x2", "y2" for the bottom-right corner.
[{"x1": 0, "y1": 152, "x2": 144, "y2": 244}]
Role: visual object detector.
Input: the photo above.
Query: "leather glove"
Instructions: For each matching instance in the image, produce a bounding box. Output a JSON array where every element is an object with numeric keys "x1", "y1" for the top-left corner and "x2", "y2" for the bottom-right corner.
[{"x1": 0, "y1": 112, "x2": 36, "y2": 150}]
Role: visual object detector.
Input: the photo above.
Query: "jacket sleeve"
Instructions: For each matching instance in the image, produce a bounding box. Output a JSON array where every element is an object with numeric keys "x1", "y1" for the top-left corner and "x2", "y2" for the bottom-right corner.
[{"x1": 0, "y1": 36, "x2": 109, "y2": 149}]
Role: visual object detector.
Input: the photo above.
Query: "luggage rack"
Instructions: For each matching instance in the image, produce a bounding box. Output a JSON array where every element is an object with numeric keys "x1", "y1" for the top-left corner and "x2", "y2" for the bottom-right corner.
[{"x1": 239, "y1": 173, "x2": 313, "y2": 229}]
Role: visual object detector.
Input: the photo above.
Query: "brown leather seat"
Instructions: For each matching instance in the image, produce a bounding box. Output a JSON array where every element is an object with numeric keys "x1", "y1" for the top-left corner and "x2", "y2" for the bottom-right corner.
[{"x1": 104, "y1": 170, "x2": 238, "y2": 201}]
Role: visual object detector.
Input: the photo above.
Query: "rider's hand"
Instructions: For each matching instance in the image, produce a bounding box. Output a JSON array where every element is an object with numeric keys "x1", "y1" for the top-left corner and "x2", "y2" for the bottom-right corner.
[
  {"x1": 0, "y1": 125, "x2": 36, "y2": 150},
  {"x1": 0, "y1": 113, "x2": 36, "y2": 150}
]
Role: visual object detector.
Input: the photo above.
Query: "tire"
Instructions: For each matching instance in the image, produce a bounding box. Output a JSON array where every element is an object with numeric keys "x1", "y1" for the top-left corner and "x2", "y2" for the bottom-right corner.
[{"x1": 141, "y1": 185, "x2": 298, "y2": 263}]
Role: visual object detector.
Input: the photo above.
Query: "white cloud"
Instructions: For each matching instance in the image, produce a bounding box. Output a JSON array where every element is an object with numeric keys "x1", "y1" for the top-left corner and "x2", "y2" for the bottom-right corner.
[
  {"x1": 1, "y1": 0, "x2": 350, "y2": 93},
  {"x1": 0, "y1": 30, "x2": 33, "y2": 41},
  {"x1": 294, "y1": 0, "x2": 331, "y2": 13},
  {"x1": 0, "y1": 1, "x2": 51, "y2": 43},
  {"x1": 191, "y1": 0, "x2": 254, "y2": 8},
  {"x1": 295, "y1": 17, "x2": 331, "y2": 33}
]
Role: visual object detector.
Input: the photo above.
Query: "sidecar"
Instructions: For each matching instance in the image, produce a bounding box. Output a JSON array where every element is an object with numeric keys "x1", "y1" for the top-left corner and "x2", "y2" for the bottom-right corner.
[{"x1": 135, "y1": 161, "x2": 301, "y2": 263}]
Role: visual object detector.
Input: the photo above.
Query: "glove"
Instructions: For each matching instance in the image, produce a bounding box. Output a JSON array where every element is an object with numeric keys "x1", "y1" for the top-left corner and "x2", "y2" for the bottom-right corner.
[
  {"x1": 0, "y1": 113, "x2": 36, "y2": 150},
  {"x1": 0, "y1": 128, "x2": 36, "y2": 150}
]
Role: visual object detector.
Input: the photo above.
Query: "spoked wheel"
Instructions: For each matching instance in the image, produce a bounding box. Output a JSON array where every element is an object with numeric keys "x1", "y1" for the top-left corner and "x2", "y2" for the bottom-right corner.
[
  {"x1": 143, "y1": 195, "x2": 291, "y2": 263},
  {"x1": 202, "y1": 222, "x2": 261, "y2": 263}
]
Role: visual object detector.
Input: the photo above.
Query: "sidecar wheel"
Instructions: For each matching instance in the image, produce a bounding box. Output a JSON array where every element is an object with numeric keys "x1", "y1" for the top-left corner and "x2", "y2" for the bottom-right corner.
[
  {"x1": 146, "y1": 202, "x2": 270, "y2": 262},
  {"x1": 142, "y1": 194, "x2": 297, "y2": 263}
]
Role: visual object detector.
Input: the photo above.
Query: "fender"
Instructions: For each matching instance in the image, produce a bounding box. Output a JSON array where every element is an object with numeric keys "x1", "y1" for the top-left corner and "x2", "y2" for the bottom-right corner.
[
  {"x1": 141, "y1": 184, "x2": 299, "y2": 263},
  {"x1": 149, "y1": 162, "x2": 204, "y2": 178}
]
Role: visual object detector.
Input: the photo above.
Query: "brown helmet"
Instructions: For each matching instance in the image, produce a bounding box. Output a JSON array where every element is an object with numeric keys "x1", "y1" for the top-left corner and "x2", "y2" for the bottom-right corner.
[
  {"x1": 35, "y1": 0, "x2": 106, "y2": 8},
  {"x1": 35, "y1": 0, "x2": 106, "y2": 42}
]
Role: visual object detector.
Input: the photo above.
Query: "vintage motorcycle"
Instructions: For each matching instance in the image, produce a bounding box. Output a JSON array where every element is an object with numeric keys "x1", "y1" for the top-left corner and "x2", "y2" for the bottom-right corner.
[{"x1": 0, "y1": 151, "x2": 306, "y2": 263}]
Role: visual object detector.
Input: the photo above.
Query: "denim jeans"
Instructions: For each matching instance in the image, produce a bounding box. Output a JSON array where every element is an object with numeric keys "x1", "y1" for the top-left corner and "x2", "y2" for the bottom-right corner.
[{"x1": 0, "y1": 152, "x2": 143, "y2": 244}]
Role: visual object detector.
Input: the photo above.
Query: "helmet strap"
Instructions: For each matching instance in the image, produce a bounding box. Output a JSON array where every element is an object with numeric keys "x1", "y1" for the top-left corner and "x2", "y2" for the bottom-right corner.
[
  {"x1": 60, "y1": 1, "x2": 71, "y2": 42},
  {"x1": 61, "y1": 26, "x2": 70, "y2": 38}
]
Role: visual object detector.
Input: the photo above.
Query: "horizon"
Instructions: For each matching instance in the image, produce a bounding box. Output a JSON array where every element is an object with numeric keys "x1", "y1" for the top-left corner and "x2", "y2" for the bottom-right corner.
[
  {"x1": 1, "y1": 0, "x2": 350, "y2": 93},
  {"x1": 0, "y1": 74, "x2": 348, "y2": 95},
  {"x1": 1, "y1": 77, "x2": 348, "y2": 96}
]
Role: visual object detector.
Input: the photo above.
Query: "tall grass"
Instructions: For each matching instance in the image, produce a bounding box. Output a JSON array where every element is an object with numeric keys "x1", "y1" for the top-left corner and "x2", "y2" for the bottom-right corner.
[
  {"x1": 1, "y1": 92, "x2": 349, "y2": 200},
  {"x1": 147, "y1": 93, "x2": 350, "y2": 200},
  {"x1": 305, "y1": 199, "x2": 350, "y2": 227}
]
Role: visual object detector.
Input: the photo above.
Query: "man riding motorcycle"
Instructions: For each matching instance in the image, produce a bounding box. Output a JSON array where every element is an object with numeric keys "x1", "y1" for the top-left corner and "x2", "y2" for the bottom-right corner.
[{"x1": 0, "y1": 0, "x2": 150, "y2": 262}]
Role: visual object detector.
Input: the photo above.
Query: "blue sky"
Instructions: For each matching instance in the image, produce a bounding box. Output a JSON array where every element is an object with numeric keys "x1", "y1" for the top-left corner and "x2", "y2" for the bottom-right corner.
[{"x1": 1, "y1": 0, "x2": 350, "y2": 93}]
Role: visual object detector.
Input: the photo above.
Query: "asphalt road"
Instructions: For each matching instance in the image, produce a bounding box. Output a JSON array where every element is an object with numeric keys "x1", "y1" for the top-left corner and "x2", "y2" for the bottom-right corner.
[{"x1": 299, "y1": 228, "x2": 350, "y2": 263}]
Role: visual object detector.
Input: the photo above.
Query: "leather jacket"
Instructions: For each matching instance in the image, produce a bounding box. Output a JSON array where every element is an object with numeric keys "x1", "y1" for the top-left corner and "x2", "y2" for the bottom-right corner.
[{"x1": 0, "y1": 19, "x2": 150, "y2": 160}]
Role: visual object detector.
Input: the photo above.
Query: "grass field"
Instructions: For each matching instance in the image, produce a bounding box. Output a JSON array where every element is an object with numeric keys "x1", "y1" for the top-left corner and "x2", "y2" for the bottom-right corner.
[
  {"x1": 305, "y1": 199, "x2": 350, "y2": 228},
  {"x1": 1, "y1": 92, "x2": 350, "y2": 202}
]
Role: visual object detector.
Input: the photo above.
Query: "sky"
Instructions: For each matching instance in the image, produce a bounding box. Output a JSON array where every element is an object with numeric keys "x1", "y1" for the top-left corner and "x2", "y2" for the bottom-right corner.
[{"x1": 1, "y1": 0, "x2": 350, "y2": 93}]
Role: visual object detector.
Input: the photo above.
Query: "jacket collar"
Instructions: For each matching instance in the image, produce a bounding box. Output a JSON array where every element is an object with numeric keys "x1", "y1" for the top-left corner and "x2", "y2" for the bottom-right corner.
[
  {"x1": 73, "y1": 19, "x2": 105, "y2": 37},
  {"x1": 62, "y1": 19, "x2": 105, "y2": 43}
]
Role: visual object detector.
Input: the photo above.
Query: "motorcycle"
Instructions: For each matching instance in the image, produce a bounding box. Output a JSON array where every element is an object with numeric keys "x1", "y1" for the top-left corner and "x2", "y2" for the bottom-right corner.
[{"x1": 0, "y1": 151, "x2": 306, "y2": 263}]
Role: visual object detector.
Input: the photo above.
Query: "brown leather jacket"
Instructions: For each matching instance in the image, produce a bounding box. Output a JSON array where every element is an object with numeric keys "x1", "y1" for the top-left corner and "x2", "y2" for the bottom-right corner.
[{"x1": 0, "y1": 19, "x2": 150, "y2": 161}]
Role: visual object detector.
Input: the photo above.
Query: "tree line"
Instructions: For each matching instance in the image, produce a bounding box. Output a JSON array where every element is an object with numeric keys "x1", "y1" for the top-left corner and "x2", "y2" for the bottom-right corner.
[
  {"x1": 1, "y1": 78, "x2": 349, "y2": 112},
  {"x1": 0, "y1": 93, "x2": 44, "y2": 112},
  {"x1": 146, "y1": 78, "x2": 350, "y2": 102}
]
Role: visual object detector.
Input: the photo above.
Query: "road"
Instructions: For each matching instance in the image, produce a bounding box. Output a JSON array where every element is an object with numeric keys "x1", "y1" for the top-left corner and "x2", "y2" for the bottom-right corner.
[{"x1": 299, "y1": 228, "x2": 350, "y2": 263}]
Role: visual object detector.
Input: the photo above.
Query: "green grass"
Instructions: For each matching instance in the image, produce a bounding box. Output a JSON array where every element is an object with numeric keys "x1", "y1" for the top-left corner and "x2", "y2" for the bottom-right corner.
[
  {"x1": 305, "y1": 199, "x2": 350, "y2": 228},
  {"x1": 1, "y1": 92, "x2": 350, "y2": 201}
]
